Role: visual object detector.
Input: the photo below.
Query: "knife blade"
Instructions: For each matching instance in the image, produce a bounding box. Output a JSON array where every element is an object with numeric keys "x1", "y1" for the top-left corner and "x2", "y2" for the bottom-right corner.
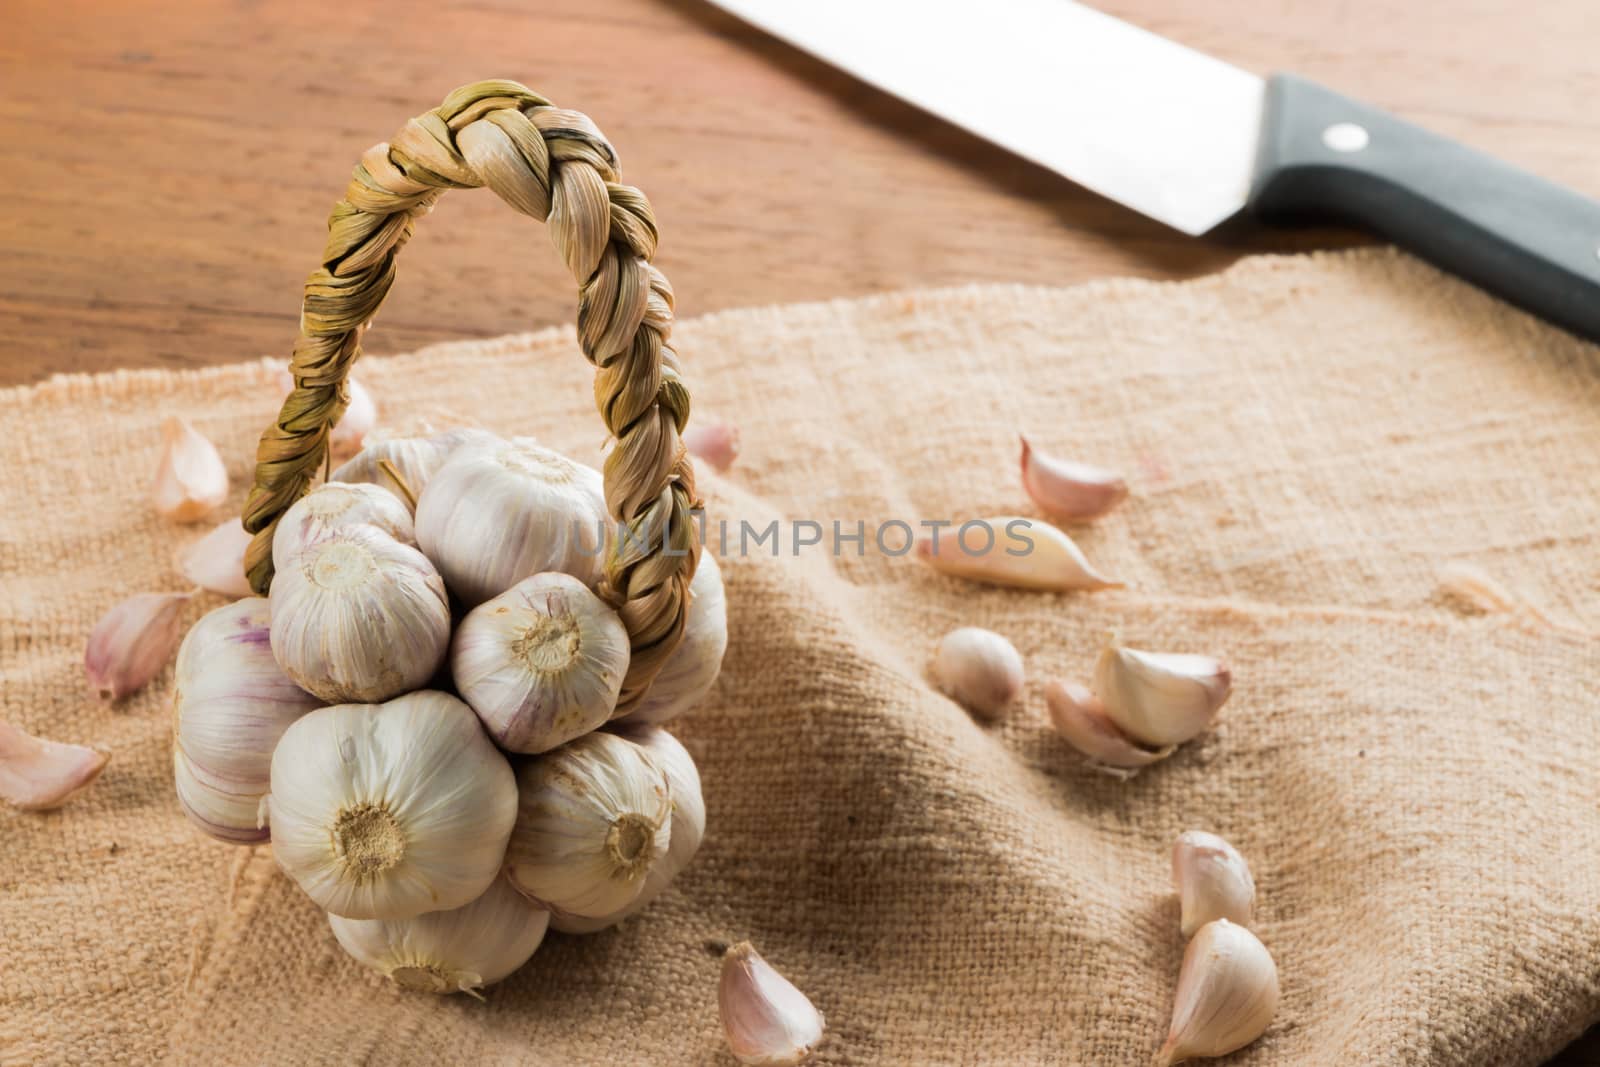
[{"x1": 706, "y1": 0, "x2": 1600, "y2": 341}]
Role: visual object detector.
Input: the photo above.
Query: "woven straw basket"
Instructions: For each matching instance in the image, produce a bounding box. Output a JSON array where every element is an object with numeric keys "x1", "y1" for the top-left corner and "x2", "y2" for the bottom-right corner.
[{"x1": 242, "y1": 79, "x2": 701, "y2": 713}]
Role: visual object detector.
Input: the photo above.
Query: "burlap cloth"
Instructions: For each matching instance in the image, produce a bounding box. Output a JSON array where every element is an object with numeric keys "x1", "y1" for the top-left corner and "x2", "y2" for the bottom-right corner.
[{"x1": 2, "y1": 247, "x2": 1598, "y2": 1065}]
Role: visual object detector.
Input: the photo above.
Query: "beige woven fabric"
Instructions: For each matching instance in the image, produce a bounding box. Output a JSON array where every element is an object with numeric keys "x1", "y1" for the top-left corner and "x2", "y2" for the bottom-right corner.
[{"x1": 2, "y1": 247, "x2": 1598, "y2": 1065}]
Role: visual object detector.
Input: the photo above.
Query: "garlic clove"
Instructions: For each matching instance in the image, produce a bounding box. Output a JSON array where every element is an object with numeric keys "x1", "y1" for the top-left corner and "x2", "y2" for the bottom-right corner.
[
  {"x1": 614, "y1": 552, "x2": 728, "y2": 725},
  {"x1": 1173, "y1": 831, "x2": 1256, "y2": 938},
  {"x1": 329, "y1": 377, "x2": 377, "y2": 458},
  {"x1": 270, "y1": 481, "x2": 416, "y2": 573},
  {"x1": 84, "y1": 591, "x2": 191, "y2": 700},
  {"x1": 0, "y1": 719, "x2": 109, "y2": 811},
  {"x1": 915, "y1": 517, "x2": 1120, "y2": 592},
  {"x1": 329, "y1": 876, "x2": 549, "y2": 996},
  {"x1": 1157, "y1": 919, "x2": 1279, "y2": 1065},
  {"x1": 1019, "y1": 435, "x2": 1128, "y2": 522},
  {"x1": 415, "y1": 436, "x2": 611, "y2": 607},
  {"x1": 331, "y1": 426, "x2": 498, "y2": 512},
  {"x1": 504, "y1": 731, "x2": 672, "y2": 920},
  {"x1": 452, "y1": 572, "x2": 631, "y2": 753},
  {"x1": 172, "y1": 597, "x2": 322, "y2": 843},
  {"x1": 719, "y1": 941, "x2": 826, "y2": 1067},
  {"x1": 1044, "y1": 679, "x2": 1173, "y2": 773},
  {"x1": 684, "y1": 420, "x2": 740, "y2": 472},
  {"x1": 269, "y1": 525, "x2": 450, "y2": 704},
  {"x1": 932, "y1": 627, "x2": 1024, "y2": 720},
  {"x1": 153, "y1": 416, "x2": 229, "y2": 522},
  {"x1": 1095, "y1": 637, "x2": 1231, "y2": 748},
  {"x1": 268, "y1": 690, "x2": 518, "y2": 920},
  {"x1": 551, "y1": 725, "x2": 705, "y2": 934},
  {"x1": 180, "y1": 518, "x2": 255, "y2": 599}
]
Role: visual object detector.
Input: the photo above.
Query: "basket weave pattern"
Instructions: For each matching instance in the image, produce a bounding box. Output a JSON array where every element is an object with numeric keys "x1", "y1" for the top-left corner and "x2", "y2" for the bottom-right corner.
[{"x1": 242, "y1": 80, "x2": 700, "y2": 711}]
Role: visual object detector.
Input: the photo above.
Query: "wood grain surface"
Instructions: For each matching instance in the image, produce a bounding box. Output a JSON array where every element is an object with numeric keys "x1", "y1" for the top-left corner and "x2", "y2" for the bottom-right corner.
[{"x1": 4, "y1": 0, "x2": 1599, "y2": 1061}]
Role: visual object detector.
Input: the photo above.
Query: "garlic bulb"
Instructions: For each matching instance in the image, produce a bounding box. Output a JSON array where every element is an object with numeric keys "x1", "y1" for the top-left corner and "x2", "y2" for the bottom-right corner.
[
  {"x1": 331, "y1": 426, "x2": 496, "y2": 511},
  {"x1": 269, "y1": 525, "x2": 450, "y2": 703},
  {"x1": 719, "y1": 941, "x2": 826, "y2": 1067},
  {"x1": 153, "y1": 416, "x2": 229, "y2": 522},
  {"x1": 1, "y1": 719, "x2": 108, "y2": 811},
  {"x1": 84, "y1": 591, "x2": 192, "y2": 700},
  {"x1": 504, "y1": 730, "x2": 671, "y2": 919},
  {"x1": 452, "y1": 572, "x2": 630, "y2": 753},
  {"x1": 329, "y1": 876, "x2": 549, "y2": 996},
  {"x1": 1157, "y1": 919, "x2": 1279, "y2": 1065},
  {"x1": 1044, "y1": 679, "x2": 1173, "y2": 774},
  {"x1": 415, "y1": 436, "x2": 610, "y2": 607},
  {"x1": 932, "y1": 626, "x2": 1024, "y2": 719},
  {"x1": 1172, "y1": 831, "x2": 1255, "y2": 937},
  {"x1": 615, "y1": 552, "x2": 728, "y2": 725},
  {"x1": 268, "y1": 690, "x2": 517, "y2": 920},
  {"x1": 1095, "y1": 637, "x2": 1232, "y2": 748},
  {"x1": 915, "y1": 516, "x2": 1119, "y2": 592},
  {"x1": 1019, "y1": 435, "x2": 1128, "y2": 522},
  {"x1": 552, "y1": 726, "x2": 705, "y2": 934},
  {"x1": 270, "y1": 481, "x2": 415, "y2": 572},
  {"x1": 180, "y1": 518, "x2": 255, "y2": 598},
  {"x1": 171, "y1": 598, "x2": 321, "y2": 843}
]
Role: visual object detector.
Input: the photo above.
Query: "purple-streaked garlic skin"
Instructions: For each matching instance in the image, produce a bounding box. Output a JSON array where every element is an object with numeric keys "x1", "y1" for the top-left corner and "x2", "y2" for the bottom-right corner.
[
  {"x1": 0, "y1": 719, "x2": 109, "y2": 811},
  {"x1": 1019, "y1": 434, "x2": 1128, "y2": 523},
  {"x1": 719, "y1": 941, "x2": 826, "y2": 1067},
  {"x1": 1045, "y1": 679, "x2": 1173, "y2": 773},
  {"x1": 172, "y1": 597, "x2": 321, "y2": 843},
  {"x1": 85, "y1": 591, "x2": 191, "y2": 701}
]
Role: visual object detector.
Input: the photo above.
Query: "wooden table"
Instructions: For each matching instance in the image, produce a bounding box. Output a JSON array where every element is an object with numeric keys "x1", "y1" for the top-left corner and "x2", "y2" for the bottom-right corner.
[{"x1": 4, "y1": 0, "x2": 1598, "y2": 1060}]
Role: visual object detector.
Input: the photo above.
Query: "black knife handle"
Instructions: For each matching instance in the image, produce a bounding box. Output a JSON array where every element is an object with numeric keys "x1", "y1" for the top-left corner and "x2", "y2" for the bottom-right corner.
[{"x1": 1249, "y1": 73, "x2": 1600, "y2": 341}]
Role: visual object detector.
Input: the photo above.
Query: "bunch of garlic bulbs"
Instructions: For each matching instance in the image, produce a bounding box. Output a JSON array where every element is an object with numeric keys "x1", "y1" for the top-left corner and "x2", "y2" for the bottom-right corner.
[{"x1": 169, "y1": 428, "x2": 723, "y2": 997}]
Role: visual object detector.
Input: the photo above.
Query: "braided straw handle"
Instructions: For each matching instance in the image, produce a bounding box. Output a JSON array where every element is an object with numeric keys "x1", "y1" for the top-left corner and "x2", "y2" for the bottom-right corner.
[{"x1": 242, "y1": 80, "x2": 701, "y2": 712}]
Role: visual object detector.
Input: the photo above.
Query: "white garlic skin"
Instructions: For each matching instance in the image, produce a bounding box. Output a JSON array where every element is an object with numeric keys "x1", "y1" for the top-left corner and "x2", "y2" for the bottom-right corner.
[
  {"x1": 1173, "y1": 831, "x2": 1256, "y2": 937},
  {"x1": 331, "y1": 426, "x2": 497, "y2": 512},
  {"x1": 552, "y1": 726, "x2": 706, "y2": 934},
  {"x1": 719, "y1": 941, "x2": 825, "y2": 1067},
  {"x1": 329, "y1": 876, "x2": 549, "y2": 996},
  {"x1": 614, "y1": 552, "x2": 728, "y2": 725},
  {"x1": 172, "y1": 598, "x2": 321, "y2": 843},
  {"x1": 932, "y1": 627, "x2": 1024, "y2": 719},
  {"x1": 915, "y1": 516, "x2": 1120, "y2": 592},
  {"x1": 1158, "y1": 919, "x2": 1279, "y2": 1065},
  {"x1": 268, "y1": 525, "x2": 450, "y2": 703},
  {"x1": 453, "y1": 572, "x2": 630, "y2": 753},
  {"x1": 180, "y1": 518, "x2": 255, "y2": 599},
  {"x1": 268, "y1": 690, "x2": 518, "y2": 920},
  {"x1": 1095, "y1": 640, "x2": 1232, "y2": 748},
  {"x1": 504, "y1": 730, "x2": 671, "y2": 920},
  {"x1": 152, "y1": 416, "x2": 229, "y2": 523},
  {"x1": 328, "y1": 376, "x2": 377, "y2": 458},
  {"x1": 415, "y1": 436, "x2": 610, "y2": 608},
  {"x1": 271, "y1": 481, "x2": 415, "y2": 572}
]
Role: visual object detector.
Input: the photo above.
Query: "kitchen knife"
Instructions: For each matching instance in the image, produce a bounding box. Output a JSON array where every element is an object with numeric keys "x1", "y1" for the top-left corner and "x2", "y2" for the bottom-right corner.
[{"x1": 705, "y1": 0, "x2": 1600, "y2": 342}]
